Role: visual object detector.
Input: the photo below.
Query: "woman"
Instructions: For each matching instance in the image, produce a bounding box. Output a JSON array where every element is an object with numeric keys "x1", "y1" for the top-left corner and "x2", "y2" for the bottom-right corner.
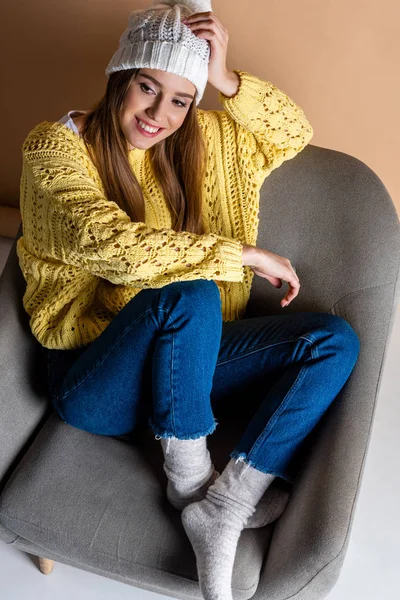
[{"x1": 17, "y1": 1, "x2": 360, "y2": 598}]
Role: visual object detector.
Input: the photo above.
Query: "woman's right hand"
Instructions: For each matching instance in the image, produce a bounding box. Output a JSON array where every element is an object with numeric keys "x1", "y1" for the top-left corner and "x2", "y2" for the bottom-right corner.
[{"x1": 242, "y1": 243, "x2": 300, "y2": 308}]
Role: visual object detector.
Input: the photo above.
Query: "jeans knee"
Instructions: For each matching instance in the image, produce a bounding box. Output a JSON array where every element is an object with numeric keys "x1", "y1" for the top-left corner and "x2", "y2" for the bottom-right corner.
[
  {"x1": 160, "y1": 279, "x2": 221, "y2": 320},
  {"x1": 328, "y1": 315, "x2": 361, "y2": 365}
]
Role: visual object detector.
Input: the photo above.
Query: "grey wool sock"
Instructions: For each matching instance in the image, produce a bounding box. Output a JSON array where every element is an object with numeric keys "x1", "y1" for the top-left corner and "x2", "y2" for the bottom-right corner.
[
  {"x1": 181, "y1": 457, "x2": 275, "y2": 600},
  {"x1": 160, "y1": 436, "x2": 219, "y2": 511}
]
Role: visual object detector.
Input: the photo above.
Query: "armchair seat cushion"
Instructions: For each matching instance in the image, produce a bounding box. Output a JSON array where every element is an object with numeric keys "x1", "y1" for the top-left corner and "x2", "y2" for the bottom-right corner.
[{"x1": 0, "y1": 412, "x2": 274, "y2": 599}]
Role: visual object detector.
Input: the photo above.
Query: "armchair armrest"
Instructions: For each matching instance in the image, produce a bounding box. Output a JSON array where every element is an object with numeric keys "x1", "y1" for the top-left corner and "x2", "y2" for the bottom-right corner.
[{"x1": 0, "y1": 225, "x2": 50, "y2": 494}]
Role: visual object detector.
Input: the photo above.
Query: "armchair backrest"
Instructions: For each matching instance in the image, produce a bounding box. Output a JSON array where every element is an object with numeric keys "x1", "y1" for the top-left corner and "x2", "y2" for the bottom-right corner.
[{"x1": 246, "y1": 144, "x2": 400, "y2": 318}]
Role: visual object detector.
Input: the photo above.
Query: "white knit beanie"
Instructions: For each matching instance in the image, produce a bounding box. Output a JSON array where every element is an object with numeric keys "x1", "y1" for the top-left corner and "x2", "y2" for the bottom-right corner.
[{"x1": 105, "y1": 0, "x2": 213, "y2": 105}]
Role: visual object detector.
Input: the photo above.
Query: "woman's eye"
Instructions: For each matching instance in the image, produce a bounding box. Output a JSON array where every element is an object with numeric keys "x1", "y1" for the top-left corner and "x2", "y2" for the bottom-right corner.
[
  {"x1": 174, "y1": 99, "x2": 187, "y2": 108},
  {"x1": 140, "y1": 83, "x2": 154, "y2": 94},
  {"x1": 140, "y1": 83, "x2": 186, "y2": 108}
]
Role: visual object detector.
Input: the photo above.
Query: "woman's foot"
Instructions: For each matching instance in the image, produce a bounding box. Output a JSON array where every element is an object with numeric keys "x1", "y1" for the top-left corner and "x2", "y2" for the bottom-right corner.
[
  {"x1": 181, "y1": 458, "x2": 276, "y2": 599},
  {"x1": 181, "y1": 498, "x2": 243, "y2": 600}
]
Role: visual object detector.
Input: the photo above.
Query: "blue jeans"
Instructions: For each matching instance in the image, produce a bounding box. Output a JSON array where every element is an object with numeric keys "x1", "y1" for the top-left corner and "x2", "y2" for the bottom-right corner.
[{"x1": 42, "y1": 279, "x2": 360, "y2": 484}]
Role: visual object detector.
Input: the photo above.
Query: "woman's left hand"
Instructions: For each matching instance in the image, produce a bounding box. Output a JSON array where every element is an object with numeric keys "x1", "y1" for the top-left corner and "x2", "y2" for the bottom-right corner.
[{"x1": 182, "y1": 11, "x2": 229, "y2": 89}]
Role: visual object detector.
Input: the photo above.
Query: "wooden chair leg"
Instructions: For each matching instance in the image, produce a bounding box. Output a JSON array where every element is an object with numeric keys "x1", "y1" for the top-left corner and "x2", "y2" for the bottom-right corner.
[{"x1": 38, "y1": 557, "x2": 55, "y2": 574}]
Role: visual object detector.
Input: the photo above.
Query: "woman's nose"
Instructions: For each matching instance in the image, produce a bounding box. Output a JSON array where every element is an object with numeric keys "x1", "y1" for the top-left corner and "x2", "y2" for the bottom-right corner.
[{"x1": 146, "y1": 99, "x2": 167, "y2": 124}]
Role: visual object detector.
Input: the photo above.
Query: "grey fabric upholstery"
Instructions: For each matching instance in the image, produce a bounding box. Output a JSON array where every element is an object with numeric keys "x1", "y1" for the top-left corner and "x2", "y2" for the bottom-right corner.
[
  {"x1": 0, "y1": 413, "x2": 273, "y2": 599},
  {"x1": 0, "y1": 143, "x2": 399, "y2": 600}
]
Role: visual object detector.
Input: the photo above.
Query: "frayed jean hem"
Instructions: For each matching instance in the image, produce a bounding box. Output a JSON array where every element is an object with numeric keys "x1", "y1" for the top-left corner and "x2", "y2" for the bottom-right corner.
[
  {"x1": 230, "y1": 450, "x2": 295, "y2": 484},
  {"x1": 149, "y1": 417, "x2": 218, "y2": 441}
]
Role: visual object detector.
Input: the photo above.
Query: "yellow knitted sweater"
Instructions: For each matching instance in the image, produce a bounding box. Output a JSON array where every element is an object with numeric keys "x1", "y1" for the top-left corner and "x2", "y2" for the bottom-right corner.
[{"x1": 17, "y1": 69, "x2": 313, "y2": 350}]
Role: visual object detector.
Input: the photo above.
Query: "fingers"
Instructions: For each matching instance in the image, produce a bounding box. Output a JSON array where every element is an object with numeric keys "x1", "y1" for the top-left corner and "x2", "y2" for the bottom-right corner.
[
  {"x1": 251, "y1": 267, "x2": 298, "y2": 307},
  {"x1": 183, "y1": 11, "x2": 227, "y2": 44},
  {"x1": 188, "y1": 26, "x2": 225, "y2": 46},
  {"x1": 184, "y1": 11, "x2": 225, "y2": 30},
  {"x1": 282, "y1": 274, "x2": 300, "y2": 307},
  {"x1": 279, "y1": 259, "x2": 300, "y2": 307}
]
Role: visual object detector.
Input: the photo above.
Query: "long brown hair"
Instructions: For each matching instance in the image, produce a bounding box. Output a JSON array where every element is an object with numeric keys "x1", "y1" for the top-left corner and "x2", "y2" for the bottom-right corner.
[{"x1": 80, "y1": 68, "x2": 207, "y2": 235}]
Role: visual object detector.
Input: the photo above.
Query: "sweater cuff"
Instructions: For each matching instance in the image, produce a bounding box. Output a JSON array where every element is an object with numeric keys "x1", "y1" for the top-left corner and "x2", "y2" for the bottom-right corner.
[
  {"x1": 216, "y1": 237, "x2": 245, "y2": 282},
  {"x1": 218, "y1": 69, "x2": 272, "y2": 122}
]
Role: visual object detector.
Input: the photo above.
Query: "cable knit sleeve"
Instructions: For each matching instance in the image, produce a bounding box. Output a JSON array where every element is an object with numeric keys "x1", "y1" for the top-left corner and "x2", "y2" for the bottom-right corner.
[
  {"x1": 216, "y1": 69, "x2": 314, "y2": 188},
  {"x1": 20, "y1": 127, "x2": 244, "y2": 289}
]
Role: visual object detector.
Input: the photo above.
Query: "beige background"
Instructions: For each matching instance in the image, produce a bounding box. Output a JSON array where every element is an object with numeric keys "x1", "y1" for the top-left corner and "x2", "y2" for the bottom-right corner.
[{"x1": 1, "y1": 0, "x2": 399, "y2": 235}]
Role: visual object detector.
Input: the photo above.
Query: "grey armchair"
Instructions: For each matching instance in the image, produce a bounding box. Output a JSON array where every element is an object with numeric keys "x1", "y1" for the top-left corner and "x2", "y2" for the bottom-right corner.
[{"x1": 0, "y1": 143, "x2": 399, "y2": 600}]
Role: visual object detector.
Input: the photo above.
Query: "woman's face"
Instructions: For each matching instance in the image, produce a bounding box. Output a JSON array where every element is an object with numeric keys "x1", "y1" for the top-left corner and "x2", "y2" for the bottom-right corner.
[{"x1": 121, "y1": 68, "x2": 197, "y2": 150}]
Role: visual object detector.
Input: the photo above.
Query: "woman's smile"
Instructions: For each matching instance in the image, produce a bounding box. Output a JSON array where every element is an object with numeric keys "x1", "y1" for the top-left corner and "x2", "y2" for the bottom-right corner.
[{"x1": 134, "y1": 116, "x2": 165, "y2": 137}]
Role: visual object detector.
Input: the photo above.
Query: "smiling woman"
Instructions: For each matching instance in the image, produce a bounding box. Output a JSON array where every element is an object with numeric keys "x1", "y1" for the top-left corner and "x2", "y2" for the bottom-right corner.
[
  {"x1": 119, "y1": 68, "x2": 197, "y2": 148},
  {"x1": 16, "y1": 4, "x2": 347, "y2": 599}
]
